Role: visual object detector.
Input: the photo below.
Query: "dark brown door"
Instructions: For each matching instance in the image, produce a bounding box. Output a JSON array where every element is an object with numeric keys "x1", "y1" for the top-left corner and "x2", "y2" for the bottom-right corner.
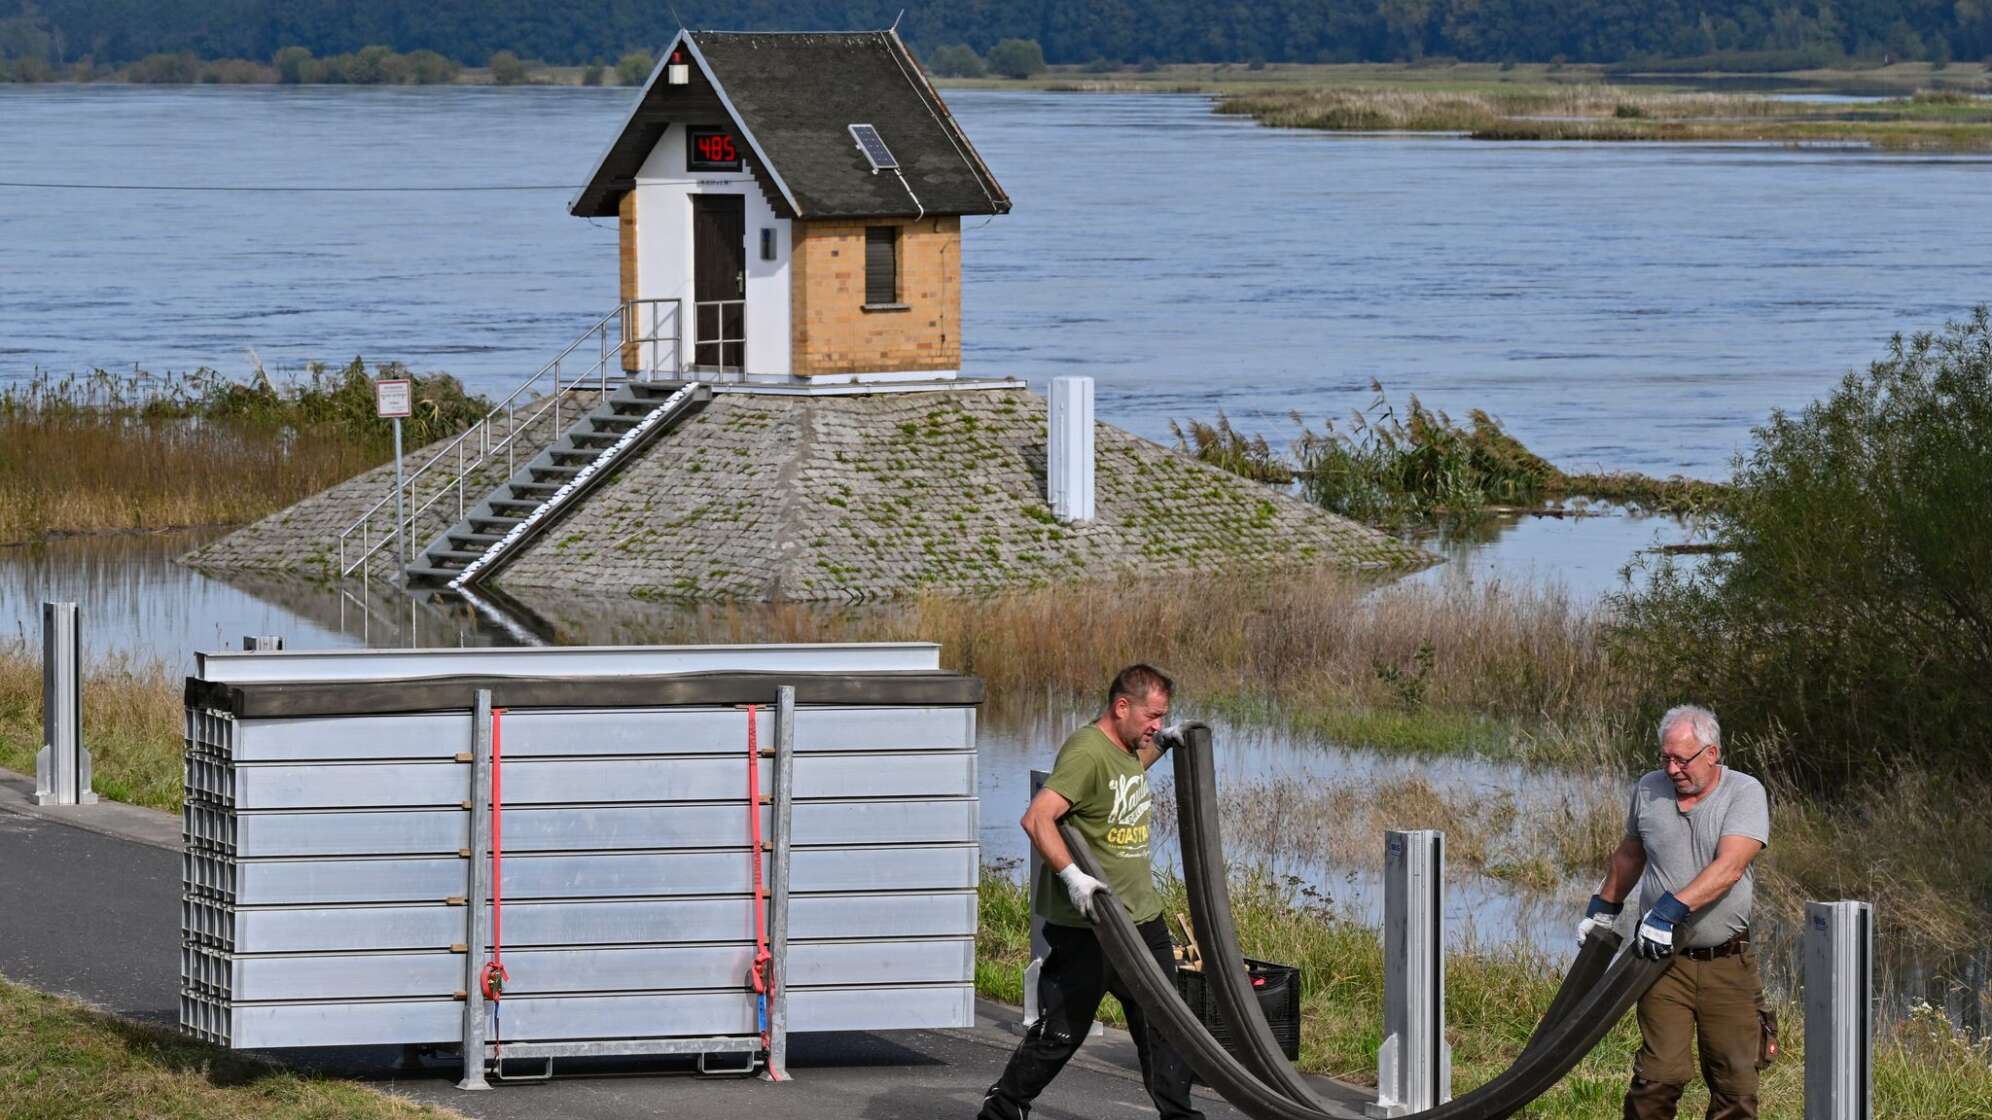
[{"x1": 692, "y1": 195, "x2": 746, "y2": 371}]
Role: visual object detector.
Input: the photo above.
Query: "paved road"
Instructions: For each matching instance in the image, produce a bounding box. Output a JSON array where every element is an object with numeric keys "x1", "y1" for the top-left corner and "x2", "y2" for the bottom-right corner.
[{"x1": 0, "y1": 778, "x2": 1369, "y2": 1120}]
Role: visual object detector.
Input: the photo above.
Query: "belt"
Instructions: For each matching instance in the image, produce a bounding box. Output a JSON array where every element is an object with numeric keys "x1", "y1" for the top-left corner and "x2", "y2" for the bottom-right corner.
[{"x1": 1680, "y1": 932, "x2": 1750, "y2": 961}]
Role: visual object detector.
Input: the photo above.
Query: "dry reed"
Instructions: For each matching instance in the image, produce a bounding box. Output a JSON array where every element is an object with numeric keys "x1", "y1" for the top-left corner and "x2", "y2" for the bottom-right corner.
[{"x1": 0, "y1": 411, "x2": 385, "y2": 544}]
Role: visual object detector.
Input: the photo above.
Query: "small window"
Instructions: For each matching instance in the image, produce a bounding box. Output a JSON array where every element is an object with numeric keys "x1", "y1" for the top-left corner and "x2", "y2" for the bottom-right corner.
[{"x1": 865, "y1": 226, "x2": 898, "y2": 306}]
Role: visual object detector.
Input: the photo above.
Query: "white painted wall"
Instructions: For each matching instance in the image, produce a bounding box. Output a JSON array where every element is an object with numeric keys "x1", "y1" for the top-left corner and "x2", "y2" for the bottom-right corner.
[{"x1": 633, "y1": 124, "x2": 792, "y2": 377}]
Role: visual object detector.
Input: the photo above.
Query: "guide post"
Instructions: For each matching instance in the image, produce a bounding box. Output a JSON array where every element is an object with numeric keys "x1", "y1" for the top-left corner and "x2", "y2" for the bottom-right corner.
[{"x1": 375, "y1": 378, "x2": 413, "y2": 567}]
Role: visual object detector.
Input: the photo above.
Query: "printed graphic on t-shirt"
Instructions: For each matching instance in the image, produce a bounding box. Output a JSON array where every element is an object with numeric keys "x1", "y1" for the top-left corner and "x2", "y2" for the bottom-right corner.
[{"x1": 1104, "y1": 771, "x2": 1152, "y2": 858}]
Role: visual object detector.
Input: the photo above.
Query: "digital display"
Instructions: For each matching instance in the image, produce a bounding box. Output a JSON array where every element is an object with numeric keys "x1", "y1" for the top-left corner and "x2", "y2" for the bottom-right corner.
[{"x1": 687, "y1": 127, "x2": 742, "y2": 171}]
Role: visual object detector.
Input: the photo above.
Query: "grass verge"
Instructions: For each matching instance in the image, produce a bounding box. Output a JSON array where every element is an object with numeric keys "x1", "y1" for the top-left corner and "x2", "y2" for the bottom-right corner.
[
  {"x1": 0, "y1": 975, "x2": 453, "y2": 1118},
  {"x1": 976, "y1": 870, "x2": 1992, "y2": 1119}
]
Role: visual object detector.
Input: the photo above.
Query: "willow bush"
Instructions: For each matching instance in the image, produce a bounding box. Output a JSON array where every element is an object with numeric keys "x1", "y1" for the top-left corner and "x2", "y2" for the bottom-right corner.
[{"x1": 1613, "y1": 309, "x2": 1992, "y2": 795}]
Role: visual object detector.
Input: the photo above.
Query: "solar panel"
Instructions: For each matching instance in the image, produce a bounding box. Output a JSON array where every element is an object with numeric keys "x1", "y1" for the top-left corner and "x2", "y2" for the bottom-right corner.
[{"x1": 848, "y1": 124, "x2": 899, "y2": 172}]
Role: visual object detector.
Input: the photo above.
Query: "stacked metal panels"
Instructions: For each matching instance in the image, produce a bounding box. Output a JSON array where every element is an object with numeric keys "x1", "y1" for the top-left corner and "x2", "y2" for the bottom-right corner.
[{"x1": 179, "y1": 643, "x2": 981, "y2": 1061}]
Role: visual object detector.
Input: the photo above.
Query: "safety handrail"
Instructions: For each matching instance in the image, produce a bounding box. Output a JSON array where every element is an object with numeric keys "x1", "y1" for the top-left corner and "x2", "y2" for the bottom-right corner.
[{"x1": 337, "y1": 299, "x2": 681, "y2": 578}]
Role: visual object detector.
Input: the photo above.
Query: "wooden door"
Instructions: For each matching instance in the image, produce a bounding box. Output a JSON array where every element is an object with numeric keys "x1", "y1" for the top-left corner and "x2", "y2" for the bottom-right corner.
[{"x1": 692, "y1": 195, "x2": 746, "y2": 371}]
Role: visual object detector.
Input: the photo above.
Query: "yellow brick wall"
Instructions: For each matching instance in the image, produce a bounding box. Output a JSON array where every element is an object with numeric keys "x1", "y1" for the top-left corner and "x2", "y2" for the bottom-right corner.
[
  {"x1": 789, "y1": 216, "x2": 961, "y2": 375},
  {"x1": 618, "y1": 191, "x2": 640, "y2": 373}
]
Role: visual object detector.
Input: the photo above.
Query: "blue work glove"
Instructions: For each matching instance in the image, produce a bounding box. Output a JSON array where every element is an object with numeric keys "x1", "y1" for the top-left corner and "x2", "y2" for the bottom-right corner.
[
  {"x1": 1575, "y1": 894, "x2": 1623, "y2": 949},
  {"x1": 1635, "y1": 892, "x2": 1692, "y2": 959}
]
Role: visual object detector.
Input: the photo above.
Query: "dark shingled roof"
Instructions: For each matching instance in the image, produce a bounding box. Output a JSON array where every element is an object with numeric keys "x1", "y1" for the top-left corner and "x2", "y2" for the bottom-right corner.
[{"x1": 570, "y1": 29, "x2": 1010, "y2": 221}]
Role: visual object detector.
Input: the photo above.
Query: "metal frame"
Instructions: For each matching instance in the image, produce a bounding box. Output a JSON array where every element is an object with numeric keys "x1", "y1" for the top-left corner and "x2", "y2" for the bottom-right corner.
[
  {"x1": 1368, "y1": 830, "x2": 1449, "y2": 1117},
  {"x1": 452, "y1": 686, "x2": 798, "y2": 1085},
  {"x1": 194, "y1": 642, "x2": 941, "y2": 683},
  {"x1": 458, "y1": 690, "x2": 496, "y2": 1090},
  {"x1": 35, "y1": 601, "x2": 95, "y2": 806}
]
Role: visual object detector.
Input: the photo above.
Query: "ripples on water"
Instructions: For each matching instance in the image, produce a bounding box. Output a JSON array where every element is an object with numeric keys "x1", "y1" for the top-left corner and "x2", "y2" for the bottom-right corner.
[{"x1": 6, "y1": 86, "x2": 1992, "y2": 479}]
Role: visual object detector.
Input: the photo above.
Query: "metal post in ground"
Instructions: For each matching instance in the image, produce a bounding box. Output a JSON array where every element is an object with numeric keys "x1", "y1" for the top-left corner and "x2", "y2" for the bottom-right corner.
[
  {"x1": 1022, "y1": 768, "x2": 1102, "y2": 1036},
  {"x1": 1368, "y1": 829, "x2": 1448, "y2": 1118},
  {"x1": 457, "y1": 689, "x2": 495, "y2": 1091},
  {"x1": 35, "y1": 602, "x2": 95, "y2": 806},
  {"x1": 1805, "y1": 900, "x2": 1873, "y2": 1120},
  {"x1": 242, "y1": 636, "x2": 284, "y2": 652},
  {"x1": 761, "y1": 685, "x2": 796, "y2": 1082}
]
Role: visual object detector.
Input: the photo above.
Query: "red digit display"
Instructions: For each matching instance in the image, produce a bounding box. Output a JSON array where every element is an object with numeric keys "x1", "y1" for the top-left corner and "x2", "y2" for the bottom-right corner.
[{"x1": 686, "y1": 127, "x2": 742, "y2": 171}]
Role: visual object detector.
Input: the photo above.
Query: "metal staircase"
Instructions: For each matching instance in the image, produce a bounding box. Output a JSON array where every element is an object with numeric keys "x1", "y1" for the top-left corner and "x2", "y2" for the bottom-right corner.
[
  {"x1": 336, "y1": 299, "x2": 689, "y2": 586},
  {"x1": 407, "y1": 379, "x2": 709, "y2": 587}
]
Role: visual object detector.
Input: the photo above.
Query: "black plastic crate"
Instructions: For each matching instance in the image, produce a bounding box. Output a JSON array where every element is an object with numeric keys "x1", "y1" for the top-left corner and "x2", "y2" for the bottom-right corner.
[{"x1": 1174, "y1": 957, "x2": 1301, "y2": 1062}]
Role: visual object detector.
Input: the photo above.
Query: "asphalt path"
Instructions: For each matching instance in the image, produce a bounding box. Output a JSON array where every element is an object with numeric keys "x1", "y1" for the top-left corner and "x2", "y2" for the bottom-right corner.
[{"x1": 0, "y1": 780, "x2": 1371, "y2": 1119}]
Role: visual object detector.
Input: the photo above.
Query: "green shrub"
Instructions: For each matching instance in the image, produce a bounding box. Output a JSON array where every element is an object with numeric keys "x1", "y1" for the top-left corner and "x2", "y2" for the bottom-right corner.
[
  {"x1": 927, "y1": 43, "x2": 986, "y2": 78},
  {"x1": 272, "y1": 45, "x2": 313, "y2": 84},
  {"x1": 126, "y1": 51, "x2": 200, "y2": 83},
  {"x1": 1614, "y1": 309, "x2": 1992, "y2": 794},
  {"x1": 986, "y1": 38, "x2": 1046, "y2": 79},
  {"x1": 615, "y1": 50, "x2": 653, "y2": 86},
  {"x1": 403, "y1": 49, "x2": 459, "y2": 84},
  {"x1": 488, "y1": 50, "x2": 529, "y2": 85}
]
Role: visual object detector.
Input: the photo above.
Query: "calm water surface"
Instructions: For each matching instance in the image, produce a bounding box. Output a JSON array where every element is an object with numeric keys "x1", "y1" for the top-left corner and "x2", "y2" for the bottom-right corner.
[{"x1": 6, "y1": 86, "x2": 1992, "y2": 477}]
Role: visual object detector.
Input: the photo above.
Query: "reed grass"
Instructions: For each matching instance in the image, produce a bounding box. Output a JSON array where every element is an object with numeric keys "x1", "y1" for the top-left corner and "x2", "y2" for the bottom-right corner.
[
  {"x1": 1218, "y1": 83, "x2": 1992, "y2": 150},
  {"x1": 0, "y1": 365, "x2": 486, "y2": 544},
  {"x1": 0, "y1": 644, "x2": 184, "y2": 809},
  {"x1": 0, "y1": 976, "x2": 454, "y2": 1119}
]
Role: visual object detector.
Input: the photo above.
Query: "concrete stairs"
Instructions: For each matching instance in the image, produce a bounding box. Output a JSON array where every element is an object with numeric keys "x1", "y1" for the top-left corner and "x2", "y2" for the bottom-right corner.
[{"x1": 405, "y1": 380, "x2": 711, "y2": 588}]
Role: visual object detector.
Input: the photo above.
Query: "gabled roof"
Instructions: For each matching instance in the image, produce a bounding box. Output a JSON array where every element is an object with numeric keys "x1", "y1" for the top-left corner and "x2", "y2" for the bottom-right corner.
[{"x1": 570, "y1": 29, "x2": 1011, "y2": 221}]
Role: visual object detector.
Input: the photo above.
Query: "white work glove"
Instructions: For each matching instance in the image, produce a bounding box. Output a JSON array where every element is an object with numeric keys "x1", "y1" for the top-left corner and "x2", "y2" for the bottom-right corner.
[
  {"x1": 1576, "y1": 894, "x2": 1623, "y2": 950},
  {"x1": 1057, "y1": 863, "x2": 1110, "y2": 921}
]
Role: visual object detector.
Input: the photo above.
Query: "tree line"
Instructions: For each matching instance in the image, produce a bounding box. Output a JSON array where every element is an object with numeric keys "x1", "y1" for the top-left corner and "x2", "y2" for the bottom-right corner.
[{"x1": 3, "y1": 0, "x2": 1992, "y2": 72}]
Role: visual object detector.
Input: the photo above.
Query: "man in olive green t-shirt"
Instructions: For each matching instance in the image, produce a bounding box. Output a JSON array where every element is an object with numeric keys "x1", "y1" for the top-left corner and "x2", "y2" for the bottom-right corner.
[{"x1": 978, "y1": 664, "x2": 1204, "y2": 1120}]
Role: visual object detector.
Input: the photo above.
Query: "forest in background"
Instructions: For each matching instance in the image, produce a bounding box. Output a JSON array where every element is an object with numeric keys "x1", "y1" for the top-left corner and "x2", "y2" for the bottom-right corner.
[{"x1": 4, "y1": 0, "x2": 1992, "y2": 74}]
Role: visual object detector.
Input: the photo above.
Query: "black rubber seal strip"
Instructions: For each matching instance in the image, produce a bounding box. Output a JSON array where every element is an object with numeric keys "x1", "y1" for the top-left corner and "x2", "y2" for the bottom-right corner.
[
  {"x1": 1172, "y1": 722, "x2": 1341, "y2": 1108},
  {"x1": 1062, "y1": 821, "x2": 1671, "y2": 1120},
  {"x1": 1170, "y1": 719, "x2": 1626, "y2": 1109},
  {"x1": 185, "y1": 669, "x2": 984, "y2": 718}
]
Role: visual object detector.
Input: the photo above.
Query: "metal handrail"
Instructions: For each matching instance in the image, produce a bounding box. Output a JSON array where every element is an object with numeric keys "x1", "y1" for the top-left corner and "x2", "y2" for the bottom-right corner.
[{"x1": 337, "y1": 299, "x2": 682, "y2": 578}]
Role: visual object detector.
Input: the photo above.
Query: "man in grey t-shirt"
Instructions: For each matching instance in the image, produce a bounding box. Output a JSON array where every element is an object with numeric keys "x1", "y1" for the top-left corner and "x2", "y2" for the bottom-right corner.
[{"x1": 1577, "y1": 705, "x2": 1771, "y2": 1120}]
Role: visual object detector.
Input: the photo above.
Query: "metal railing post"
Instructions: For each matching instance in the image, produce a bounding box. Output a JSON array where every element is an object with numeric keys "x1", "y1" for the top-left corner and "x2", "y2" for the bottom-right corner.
[
  {"x1": 1368, "y1": 829, "x2": 1448, "y2": 1117},
  {"x1": 457, "y1": 689, "x2": 495, "y2": 1091},
  {"x1": 1805, "y1": 900, "x2": 1873, "y2": 1120},
  {"x1": 34, "y1": 602, "x2": 95, "y2": 806}
]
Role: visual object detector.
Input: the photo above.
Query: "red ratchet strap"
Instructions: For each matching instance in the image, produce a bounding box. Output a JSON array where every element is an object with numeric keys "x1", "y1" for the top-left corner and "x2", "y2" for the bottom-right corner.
[
  {"x1": 745, "y1": 703, "x2": 780, "y2": 1078},
  {"x1": 480, "y1": 708, "x2": 510, "y2": 1046}
]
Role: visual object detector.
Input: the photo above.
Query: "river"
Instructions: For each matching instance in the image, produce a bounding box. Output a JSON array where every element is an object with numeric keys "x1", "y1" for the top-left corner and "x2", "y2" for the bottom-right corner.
[{"x1": 5, "y1": 84, "x2": 1989, "y2": 1021}]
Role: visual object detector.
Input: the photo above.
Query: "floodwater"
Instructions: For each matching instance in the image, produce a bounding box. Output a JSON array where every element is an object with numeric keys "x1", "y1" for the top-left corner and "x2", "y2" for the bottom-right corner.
[
  {"x1": 5, "y1": 85, "x2": 1988, "y2": 1024},
  {"x1": 6, "y1": 85, "x2": 1992, "y2": 480}
]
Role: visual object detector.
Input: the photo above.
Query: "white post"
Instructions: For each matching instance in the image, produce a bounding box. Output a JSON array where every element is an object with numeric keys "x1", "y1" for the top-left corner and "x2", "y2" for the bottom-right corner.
[
  {"x1": 1805, "y1": 900, "x2": 1872, "y2": 1120},
  {"x1": 457, "y1": 690, "x2": 495, "y2": 1091},
  {"x1": 1047, "y1": 376, "x2": 1095, "y2": 523},
  {"x1": 1368, "y1": 830, "x2": 1448, "y2": 1118},
  {"x1": 1022, "y1": 768, "x2": 1101, "y2": 1037},
  {"x1": 375, "y1": 378, "x2": 413, "y2": 571},
  {"x1": 35, "y1": 602, "x2": 95, "y2": 806}
]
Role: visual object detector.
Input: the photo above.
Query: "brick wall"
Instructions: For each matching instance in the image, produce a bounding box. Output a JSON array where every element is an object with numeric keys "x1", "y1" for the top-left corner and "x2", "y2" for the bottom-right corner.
[
  {"x1": 619, "y1": 191, "x2": 640, "y2": 372},
  {"x1": 789, "y1": 216, "x2": 960, "y2": 375}
]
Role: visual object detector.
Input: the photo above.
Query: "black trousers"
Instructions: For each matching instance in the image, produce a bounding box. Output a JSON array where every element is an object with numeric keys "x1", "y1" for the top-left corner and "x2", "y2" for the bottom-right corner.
[{"x1": 978, "y1": 917, "x2": 1205, "y2": 1120}]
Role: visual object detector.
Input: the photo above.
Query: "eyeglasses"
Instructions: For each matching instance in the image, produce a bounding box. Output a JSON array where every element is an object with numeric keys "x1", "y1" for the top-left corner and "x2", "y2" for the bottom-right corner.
[{"x1": 1659, "y1": 742, "x2": 1714, "y2": 771}]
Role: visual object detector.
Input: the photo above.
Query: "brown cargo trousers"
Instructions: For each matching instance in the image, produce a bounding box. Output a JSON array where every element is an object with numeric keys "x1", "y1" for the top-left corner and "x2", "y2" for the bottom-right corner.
[{"x1": 1622, "y1": 945, "x2": 1764, "y2": 1120}]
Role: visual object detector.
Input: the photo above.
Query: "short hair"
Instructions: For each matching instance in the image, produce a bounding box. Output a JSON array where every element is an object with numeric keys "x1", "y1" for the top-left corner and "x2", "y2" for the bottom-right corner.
[
  {"x1": 1106, "y1": 664, "x2": 1173, "y2": 710},
  {"x1": 1658, "y1": 705, "x2": 1721, "y2": 753}
]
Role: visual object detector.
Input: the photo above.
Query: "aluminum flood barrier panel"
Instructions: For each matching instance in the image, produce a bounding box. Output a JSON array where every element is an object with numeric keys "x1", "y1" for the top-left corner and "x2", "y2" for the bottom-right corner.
[
  {"x1": 1804, "y1": 900, "x2": 1873, "y2": 1120},
  {"x1": 179, "y1": 644, "x2": 982, "y2": 1081}
]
